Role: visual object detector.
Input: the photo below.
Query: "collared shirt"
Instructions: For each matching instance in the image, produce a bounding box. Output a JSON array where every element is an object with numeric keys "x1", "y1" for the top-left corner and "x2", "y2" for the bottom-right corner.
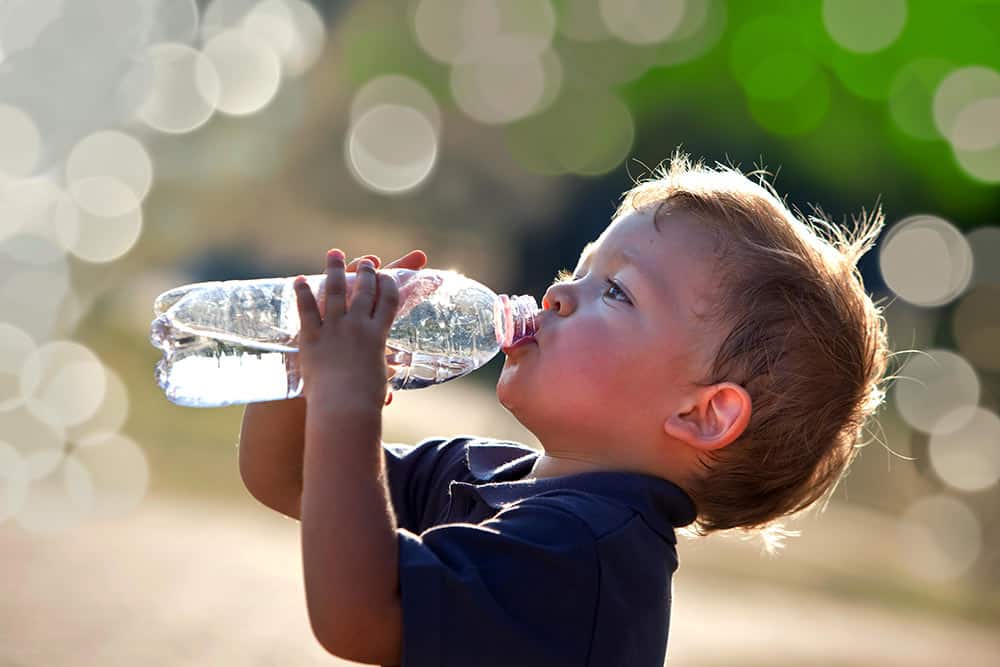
[{"x1": 382, "y1": 435, "x2": 697, "y2": 667}]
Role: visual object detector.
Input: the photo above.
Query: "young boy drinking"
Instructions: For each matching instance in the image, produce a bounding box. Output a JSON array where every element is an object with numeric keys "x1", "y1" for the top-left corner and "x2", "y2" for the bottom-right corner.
[{"x1": 237, "y1": 152, "x2": 891, "y2": 666}]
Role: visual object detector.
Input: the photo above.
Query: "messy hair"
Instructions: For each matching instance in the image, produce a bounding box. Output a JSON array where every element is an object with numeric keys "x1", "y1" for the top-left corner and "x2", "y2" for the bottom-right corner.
[{"x1": 615, "y1": 150, "x2": 892, "y2": 554}]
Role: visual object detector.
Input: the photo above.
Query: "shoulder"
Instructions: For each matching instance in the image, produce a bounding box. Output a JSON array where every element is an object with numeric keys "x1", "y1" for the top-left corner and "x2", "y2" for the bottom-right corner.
[
  {"x1": 515, "y1": 490, "x2": 641, "y2": 541},
  {"x1": 384, "y1": 435, "x2": 535, "y2": 480}
]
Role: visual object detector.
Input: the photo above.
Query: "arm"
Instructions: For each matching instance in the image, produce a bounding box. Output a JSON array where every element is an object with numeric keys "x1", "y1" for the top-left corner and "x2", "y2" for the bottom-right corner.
[
  {"x1": 293, "y1": 250, "x2": 404, "y2": 664},
  {"x1": 301, "y1": 402, "x2": 402, "y2": 665},
  {"x1": 237, "y1": 397, "x2": 306, "y2": 519}
]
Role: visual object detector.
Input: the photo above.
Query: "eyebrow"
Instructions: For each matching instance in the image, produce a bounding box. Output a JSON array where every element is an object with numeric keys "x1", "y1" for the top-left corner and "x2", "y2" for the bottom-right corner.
[
  {"x1": 575, "y1": 241, "x2": 671, "y2": 306},
  {"x1": 577, "y1": 242, "x2": 644, "y2": 278}
]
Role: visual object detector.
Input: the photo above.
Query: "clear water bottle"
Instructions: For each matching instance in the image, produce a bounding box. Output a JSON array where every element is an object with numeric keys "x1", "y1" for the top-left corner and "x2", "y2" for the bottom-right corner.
[{"x1": 149, "y1": 268, "x2": 540, "y2": 407}]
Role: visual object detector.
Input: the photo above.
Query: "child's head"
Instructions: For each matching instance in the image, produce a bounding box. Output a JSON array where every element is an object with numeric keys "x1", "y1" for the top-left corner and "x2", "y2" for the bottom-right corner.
[{"x1": 497, "y1": 151, "x2": 890, "y2": 549}]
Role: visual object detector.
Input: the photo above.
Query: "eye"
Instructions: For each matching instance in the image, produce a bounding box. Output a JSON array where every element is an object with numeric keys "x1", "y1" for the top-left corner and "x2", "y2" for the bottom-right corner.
[
  {"x1": 603, "y1": 278, "x2": 631, "y2": 304},
  {"x1": 551, "y1": 270, "x2": 631, "y2": 305}
]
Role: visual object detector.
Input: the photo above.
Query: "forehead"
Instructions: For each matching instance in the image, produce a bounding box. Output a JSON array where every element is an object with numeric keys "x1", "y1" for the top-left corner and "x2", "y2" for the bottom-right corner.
[{"x1": 579, "y1": 207, "x2": 715, "y2": 268}]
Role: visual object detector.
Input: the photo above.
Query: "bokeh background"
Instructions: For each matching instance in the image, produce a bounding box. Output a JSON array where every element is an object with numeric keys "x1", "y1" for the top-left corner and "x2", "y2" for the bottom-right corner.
[{"x1": 2, "y1": 1, "x2": 999, "y2": 665}]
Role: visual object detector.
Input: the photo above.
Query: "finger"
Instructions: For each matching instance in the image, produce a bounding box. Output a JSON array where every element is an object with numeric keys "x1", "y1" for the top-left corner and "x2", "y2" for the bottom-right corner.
[
  {"x1": 384, "y1": 249, "x2": 427, "y2": 271},
  {"x1": 324, "y1": 249, "x2": 348, "y2": 319},
  {"x1": 347, "y1": 254, "x2": 381, "y2": 272},
  {"x1": 349, "y1": 258, "x2": 378, "y2": 317},
  {"x1": 373, "y1": 272, "x2": 400, "y2": 329},
  {"x1": 293, "y1": 276, "x2": 322, "y2": 336}
]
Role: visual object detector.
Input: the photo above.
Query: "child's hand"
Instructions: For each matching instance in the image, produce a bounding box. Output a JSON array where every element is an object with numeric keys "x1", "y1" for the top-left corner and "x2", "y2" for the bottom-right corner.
[
  {"x1": 293, "y1": 249, "x2": 400, "y2": 413},
  {"x1": 316, "y1": 250, "x2": 428, "y2": 318}
]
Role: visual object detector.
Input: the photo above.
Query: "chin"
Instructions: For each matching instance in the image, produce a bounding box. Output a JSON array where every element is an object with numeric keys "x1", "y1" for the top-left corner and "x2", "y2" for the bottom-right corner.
[{"x1": 495, "y1": 371, "x2": 527, "y2": 414}]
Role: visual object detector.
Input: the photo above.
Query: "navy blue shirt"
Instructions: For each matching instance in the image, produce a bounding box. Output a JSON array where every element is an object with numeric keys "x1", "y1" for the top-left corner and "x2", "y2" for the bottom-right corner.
[{"x1": 382, "y1": 435, "x2": 697, "y2": 667}]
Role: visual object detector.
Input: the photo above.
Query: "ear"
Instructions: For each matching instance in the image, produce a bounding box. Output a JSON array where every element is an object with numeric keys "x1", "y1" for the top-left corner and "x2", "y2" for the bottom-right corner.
[{"x1": 663, "y1": 382, "x2": 752, "y2": 452}]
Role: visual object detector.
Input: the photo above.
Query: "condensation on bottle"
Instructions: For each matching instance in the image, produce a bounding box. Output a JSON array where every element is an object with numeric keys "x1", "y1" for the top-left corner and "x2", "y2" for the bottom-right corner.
[{"x1": 149, "y1": 268, "x2": 539, "y2": 407}]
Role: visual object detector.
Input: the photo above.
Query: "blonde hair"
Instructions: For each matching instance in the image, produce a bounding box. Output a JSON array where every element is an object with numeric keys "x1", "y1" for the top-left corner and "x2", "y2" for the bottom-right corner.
[{"x1": 615, "y1": 151, "x2": 891, "y2": 554}]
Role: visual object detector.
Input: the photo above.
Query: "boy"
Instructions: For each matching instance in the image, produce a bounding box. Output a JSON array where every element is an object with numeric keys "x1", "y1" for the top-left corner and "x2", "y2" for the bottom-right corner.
[{"x1": 238, "y1": 152, "x2": 891, "y2": 666}]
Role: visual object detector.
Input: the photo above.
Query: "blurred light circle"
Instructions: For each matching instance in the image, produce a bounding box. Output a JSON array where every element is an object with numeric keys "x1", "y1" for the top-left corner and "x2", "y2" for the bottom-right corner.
[
  {"x1": 16, "y1": 449, "x2": 91, "y2": 534},
  {"x1": 556, "y1": 90, "x2": 634, "y2": 175},
  {"x1": 346, "y1": 104, "x2": 438, "y2": 195},
  {"x1": 893, "y1": 348, "x2": 980, "y2": 435},
  {"x1": 949, "y1": 97, "x2": 1000, "y2": 151},
  {"x1": 351, "y1": 75, "x2": 442, "y2": 136},
  {"x1": 532, "y1": 49, "x2": 564, "y2": 116},
  {"x1": 743, "y1": 51, "x2": 819, "y2": 101},
  {"x1": 414, "y1": 0, "x2": 492, "y2": 65},
  {"x1": 416, "y1": 0, "x2": 555, "y2": 65},
  {"x1": 557, "y1": 31, "x2": 659, "y2": 86},
  {"x1": 203, "y1": 28, "x2": 283, "y2": 116},
  {"x1": 952, "y1": 285, "x2": 1000, "y2": 372},
  {"x1": 493, "y1": 0, "x2": 557, "y2": 58},
  {"x1": 882, "y1": 299, "x2": 939, "y2": 355},
  {"x1": 69, "y1": 175, "x2": 141, "y2": 219},
  {"x1": 599, "y1": 0, "x2": 686, "y2": 46},
  {"x1": 202, "y1": 0, "x2": 258, "y2": 41},
  {"x1": 137, "y1": 43, "x2": 221, "y2": 134},
  {"x1": 897, "y1": 494, "x2": 981, "y2": 582},
  {"x1": 70, "y1": 433, "x2": 149, "y2": 518},
  {"x1": 0, "y1": 323, "x2": 36, "y2": 412},
  {"x1": 822, "y1": 0, "x2": 906, "y2": 54},
  {"x1": 242, "y1": 0, "x2": 326, "y2": 77},
  {"x1": 0, "y1": 440, "x2": 29, "y2": 522},
  {"x1": 966, "y1": 226, "x2": 1000, "y2": 288},
  {"x1": 0, "y1": 179, "x2": 78, "y2": 260},
  {"x1": 68, "y1": 183, "x2": 124, "y2": 232},
  {"x1": 451, "y1": 53, "x2": 547, "y2": 124},
  {"x1": 888, "y1": 58, "x2": 956, "y2": 141},
  {"x1": 879, "y1": 215, "x2": 973, "y2": 307},
  {"x1": 504, "y1": 87, "x2": 634, "y2": 176},
  {"x1": 0, "y1": 105, "x2": 41, "y2": 179},
  {"x1": 20, "y1": 341, "x2": 107, "y2": 429},
  {"x1": 730, "y1": 15, "x2": 831, "y2": 136},
  {"x1": 66, "y1": 131, "x2": 154, "y2": 210},
  {"x1": 952, "y1": 143, "x2": 1000, "y2": 184},
  {"x1": 0, "y1": 263, "x2": 73, "y2": 340},
  {"x1": 66, "y1": 367, "x2": 130, "y2": 446},
  {"x1": 0, "y1": 407, "x2": 65, "y2": 473},
  {"x1": 0, "y1": 0, "x2": 64, "y2": 55},
  {"x1": 23, "y1": 447, "x2": 63, "y2": 481},
  {"x1": 146, "y1": 0, "x2": 201, "y2": 45},
  {"x1": 933, "y1": 67, "x2": 1000, "y2": 143},
  {"x1": 556, "y1": 0, "x2": 612, "y2": 41},
  {"x1": 653, "y1": 0, "x2": 727, "y2": 68},
  {"x1": 748, "y1": 70, "x2": 831, "y2": 137},
  {"x1": 929, "y1": 407, "x2": 1000, "y2": 492},
  {"x1": 68, "y1": 179, "x2": 144, "y2": 263}
]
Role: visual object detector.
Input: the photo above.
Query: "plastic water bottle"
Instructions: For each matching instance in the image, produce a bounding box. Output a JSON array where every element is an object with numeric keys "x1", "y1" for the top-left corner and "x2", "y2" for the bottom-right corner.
[{"x1": 149, "y1": 268, "x2": 540, "y2": 407}]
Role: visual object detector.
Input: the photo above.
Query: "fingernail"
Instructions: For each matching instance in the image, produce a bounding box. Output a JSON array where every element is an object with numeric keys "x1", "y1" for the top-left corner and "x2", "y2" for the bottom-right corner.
[{"x1": 328, "y1": 249, "x2": 344, "y2": 261}]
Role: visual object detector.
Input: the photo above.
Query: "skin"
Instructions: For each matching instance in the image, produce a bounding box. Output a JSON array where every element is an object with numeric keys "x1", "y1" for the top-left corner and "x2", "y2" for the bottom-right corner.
[{"x1": 496, "y1": 207, "x2": 752, "y2": 492}]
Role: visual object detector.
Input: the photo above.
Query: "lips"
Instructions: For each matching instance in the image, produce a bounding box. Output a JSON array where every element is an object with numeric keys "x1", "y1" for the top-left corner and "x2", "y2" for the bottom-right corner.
[{"x1": 502, "y1": 334, "x2": 537, "y2": 354}]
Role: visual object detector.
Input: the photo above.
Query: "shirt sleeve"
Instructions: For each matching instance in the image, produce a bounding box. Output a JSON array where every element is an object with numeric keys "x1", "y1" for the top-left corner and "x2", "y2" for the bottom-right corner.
[
  {"x1": 395, "y1": 497, "x2": 600, "y2": 667},
  {"x1": 382, "y1": 437, "x2": 471, "y2": 533}
]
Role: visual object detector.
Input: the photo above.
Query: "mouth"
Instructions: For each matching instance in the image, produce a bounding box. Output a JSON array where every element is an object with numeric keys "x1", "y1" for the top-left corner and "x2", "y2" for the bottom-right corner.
[{"x1": 502, "y1": 334, "x2": 537, "y2": 355}]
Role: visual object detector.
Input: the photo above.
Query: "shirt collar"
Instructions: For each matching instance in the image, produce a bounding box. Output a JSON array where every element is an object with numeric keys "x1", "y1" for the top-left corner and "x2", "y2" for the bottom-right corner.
[{"x1": 458, "y1": 442, "x2": 698, "y2": 540}]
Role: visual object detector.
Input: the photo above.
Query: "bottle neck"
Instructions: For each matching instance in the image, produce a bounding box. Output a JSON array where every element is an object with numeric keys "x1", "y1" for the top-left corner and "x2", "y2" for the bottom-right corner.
[{"x1": 495, "y1": 294, "x2": 540, "y2": 348}]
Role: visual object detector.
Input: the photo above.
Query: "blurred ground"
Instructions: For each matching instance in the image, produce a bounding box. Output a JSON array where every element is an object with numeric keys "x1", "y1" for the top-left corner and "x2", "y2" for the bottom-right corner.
[{"x1": 3, "y1": 493, "x2": 999, "y2": 667}]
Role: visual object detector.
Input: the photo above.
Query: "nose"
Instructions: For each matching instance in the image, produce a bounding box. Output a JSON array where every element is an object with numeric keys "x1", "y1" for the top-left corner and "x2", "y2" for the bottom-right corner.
[{"x1": 542, "y1": 281, "x2": 575, "y2": 315}]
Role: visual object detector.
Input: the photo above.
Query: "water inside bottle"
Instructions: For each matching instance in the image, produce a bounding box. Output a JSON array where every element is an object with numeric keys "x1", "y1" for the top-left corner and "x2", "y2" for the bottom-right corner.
[{"x1": 150, "y1": 269, "x2": 531, "y2": 405}]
